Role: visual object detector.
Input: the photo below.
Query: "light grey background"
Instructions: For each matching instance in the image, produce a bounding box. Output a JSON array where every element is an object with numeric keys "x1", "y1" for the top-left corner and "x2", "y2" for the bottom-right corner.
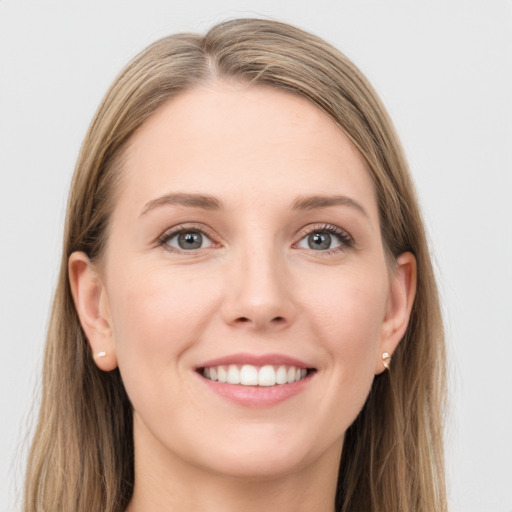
[{"x1": 1, "y1": 1, "x2": 511, "y2": 511}]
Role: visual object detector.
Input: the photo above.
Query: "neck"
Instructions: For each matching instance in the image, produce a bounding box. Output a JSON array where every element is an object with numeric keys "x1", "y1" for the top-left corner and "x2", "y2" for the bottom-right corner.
[{"x1": 126, "y1": 416, "x2": 341, "y2": 512}]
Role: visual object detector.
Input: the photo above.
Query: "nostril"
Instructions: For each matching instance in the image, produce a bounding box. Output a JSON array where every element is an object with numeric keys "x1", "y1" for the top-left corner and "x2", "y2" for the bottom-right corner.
[{"x1": 233, "y1": 316, "x2": 287, "y2": 326}]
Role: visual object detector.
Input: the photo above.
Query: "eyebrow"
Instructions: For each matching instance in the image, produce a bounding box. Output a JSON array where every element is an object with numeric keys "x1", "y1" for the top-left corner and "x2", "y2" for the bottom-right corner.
[
  {"x1": 140, "y1": 192, "x2": 368, "y2": 218},
  {"x1": 290, "y1": 194, "x2": 368, "y2": 217},
  {"x1": 140, "y1": 192, "x2": 223, "y2": 217}
]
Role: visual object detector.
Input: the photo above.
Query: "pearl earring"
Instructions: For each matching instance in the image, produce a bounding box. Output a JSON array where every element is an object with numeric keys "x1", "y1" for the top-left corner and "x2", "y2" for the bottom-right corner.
[
  {"x1": 382, "y1": 352, "x2": 392, "y2": 370},
  {"x1": 93, "y1": 351, "x2": 107, "y2": 359}
]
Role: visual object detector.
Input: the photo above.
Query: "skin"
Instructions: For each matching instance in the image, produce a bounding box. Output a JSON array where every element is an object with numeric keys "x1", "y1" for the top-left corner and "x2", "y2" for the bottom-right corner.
[{"x1": 69, "y1": 82, "x2": 416, "y2": 512}]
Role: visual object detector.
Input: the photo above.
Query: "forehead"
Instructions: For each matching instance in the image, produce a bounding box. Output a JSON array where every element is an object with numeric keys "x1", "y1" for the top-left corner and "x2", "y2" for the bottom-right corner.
[{"x1": 118, "y1": 81, "x2": 377, "y2": 217}]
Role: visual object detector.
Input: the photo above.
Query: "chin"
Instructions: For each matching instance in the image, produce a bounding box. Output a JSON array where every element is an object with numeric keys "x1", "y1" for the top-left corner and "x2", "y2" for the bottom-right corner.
[
  {"x1": 191, "y1": 433, "x2": 324, "y2": 481},
  {"x1": 207, "y1": 452, "x2": 307, "y2": 482}
]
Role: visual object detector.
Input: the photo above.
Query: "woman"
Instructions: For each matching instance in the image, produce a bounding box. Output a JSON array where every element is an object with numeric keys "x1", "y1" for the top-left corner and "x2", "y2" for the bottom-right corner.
[{"x1": 24, "y1": 18, "x2": 446, "y2": 512}]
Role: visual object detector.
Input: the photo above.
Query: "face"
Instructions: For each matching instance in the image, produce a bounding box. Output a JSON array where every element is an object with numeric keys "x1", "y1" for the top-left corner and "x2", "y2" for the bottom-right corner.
[{"x1": 72, "y1": 82, "x2": 414, "y2": 482}]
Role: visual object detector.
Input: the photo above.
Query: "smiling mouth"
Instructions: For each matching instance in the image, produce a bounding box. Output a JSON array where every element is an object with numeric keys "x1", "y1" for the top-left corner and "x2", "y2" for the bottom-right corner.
[{"x1": 199, "y1": 364, "x2": 315, "y2": 387}]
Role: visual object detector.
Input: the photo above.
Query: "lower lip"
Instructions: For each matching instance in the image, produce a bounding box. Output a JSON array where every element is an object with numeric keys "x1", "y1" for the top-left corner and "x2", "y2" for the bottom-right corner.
[{"x1": 198, "y1": 373, "x2": 313, "y2": 407}]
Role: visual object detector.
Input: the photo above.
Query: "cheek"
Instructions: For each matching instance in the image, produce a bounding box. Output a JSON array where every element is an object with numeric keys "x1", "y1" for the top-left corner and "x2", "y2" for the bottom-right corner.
[
  {"x1": 310, "y1": 265, "x2": 387, "y2": 336},
  {"x1": 106, "y1": 263, "x2": 222, "y2": 373},
  {"x1": 305, "y1": 266, "x2": 388, "y2": 381}
]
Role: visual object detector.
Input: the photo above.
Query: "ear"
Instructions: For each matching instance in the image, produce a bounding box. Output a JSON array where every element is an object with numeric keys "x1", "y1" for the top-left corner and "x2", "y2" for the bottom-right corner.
[
  {"x1": 68, "y1": 251, "x2": 118, "y2": 371},
  {"x1": 375, "y1": 251, "x2": 417, "y2": 374}
]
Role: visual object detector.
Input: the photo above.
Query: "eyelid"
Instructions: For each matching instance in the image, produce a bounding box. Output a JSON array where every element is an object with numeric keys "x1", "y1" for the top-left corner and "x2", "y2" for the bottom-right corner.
[
  {"x1": 294, "y1": 223, "x2": 353, "y2": 252},
  {"x1": 157, "y1": 223, "x2": 220, "y2": 253}
]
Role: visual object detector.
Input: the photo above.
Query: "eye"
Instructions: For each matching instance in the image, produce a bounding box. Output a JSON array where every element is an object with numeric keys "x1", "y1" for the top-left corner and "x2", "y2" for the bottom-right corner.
[
  {"x1": 161, "y1": 229, "x2": 214, "y2": 251},
  {"x1": 296, "y1": 225, "x2": 352, "y2": 252}
]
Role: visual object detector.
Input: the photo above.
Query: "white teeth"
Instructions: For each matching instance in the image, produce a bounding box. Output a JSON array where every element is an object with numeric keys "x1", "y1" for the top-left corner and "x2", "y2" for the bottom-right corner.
[
  {"x1": 227, "y1": 365, "x2": 240, "y2": 384},
  {"x1": 276, "y1": 365, "x2": 287, "y2": 385},
  {"x1": 240, "y1": 364, "x2": 259, "y2": 385},
  {"x1": 217, "y1": 366, "x2": 227, "y2": 383},
  {"x1": 258, "y1": 365, "x2": 276, "y2": 386},
  {"x1": 202, "y1": 364, "x2": 310, "y2": 386}
]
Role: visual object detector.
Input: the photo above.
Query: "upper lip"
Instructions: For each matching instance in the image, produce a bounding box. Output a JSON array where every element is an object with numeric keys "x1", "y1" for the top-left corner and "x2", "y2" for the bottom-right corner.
[{"x1": 196, "y1": 352, "x2": 314, "y2": 370}]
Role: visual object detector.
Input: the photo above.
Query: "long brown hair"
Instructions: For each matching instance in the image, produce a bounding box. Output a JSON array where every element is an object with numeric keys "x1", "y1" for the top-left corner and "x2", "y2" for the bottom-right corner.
[{"x1": 24, "y1": 18, "x2": 446, "y2": 511}]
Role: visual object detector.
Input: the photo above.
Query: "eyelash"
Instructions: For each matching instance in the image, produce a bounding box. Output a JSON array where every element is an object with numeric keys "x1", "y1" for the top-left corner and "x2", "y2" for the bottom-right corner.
[
  {"x1": 157, "y1": 224, "x2": 218, "y2": 254},
  {"x1": 157, "y1": 223, "x2": 353, "y2": 254},
  {"x1": 294, "y1": 223, "x2": 353, "y2": 254}
]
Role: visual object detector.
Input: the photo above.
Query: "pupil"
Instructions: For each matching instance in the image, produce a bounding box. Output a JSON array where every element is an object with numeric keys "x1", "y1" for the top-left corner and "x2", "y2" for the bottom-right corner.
[
  {"x1": 308, "y1": 232, "x2": 331, "y2": 250},
  {"x1": 178, "y1": 232, "x2": 202, "y2": 249}
]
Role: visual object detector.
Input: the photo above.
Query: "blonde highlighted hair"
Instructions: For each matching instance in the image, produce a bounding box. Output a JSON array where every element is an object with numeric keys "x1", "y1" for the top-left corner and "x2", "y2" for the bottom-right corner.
[{"x1": 24, "y1": 18, "x2": 446, "y2": 511}]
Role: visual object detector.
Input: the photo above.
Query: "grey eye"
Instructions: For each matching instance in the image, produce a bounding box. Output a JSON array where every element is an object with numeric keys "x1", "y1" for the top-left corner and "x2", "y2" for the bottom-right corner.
[
  {"x1": 308, "y1": 232, "x2": 331, "y2": 250},
  {"x1": 166, "y1": 230, "x2": 212, "y2": 250},
  {"x1": 297, "y1": 231, "x2": 343, "y2": 251}
]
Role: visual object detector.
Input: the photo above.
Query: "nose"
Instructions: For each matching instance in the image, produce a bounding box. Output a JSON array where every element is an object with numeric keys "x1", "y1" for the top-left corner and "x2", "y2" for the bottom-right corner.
[{"x1": 220, "y1": 243, "x2": 297, "y2": 331}]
